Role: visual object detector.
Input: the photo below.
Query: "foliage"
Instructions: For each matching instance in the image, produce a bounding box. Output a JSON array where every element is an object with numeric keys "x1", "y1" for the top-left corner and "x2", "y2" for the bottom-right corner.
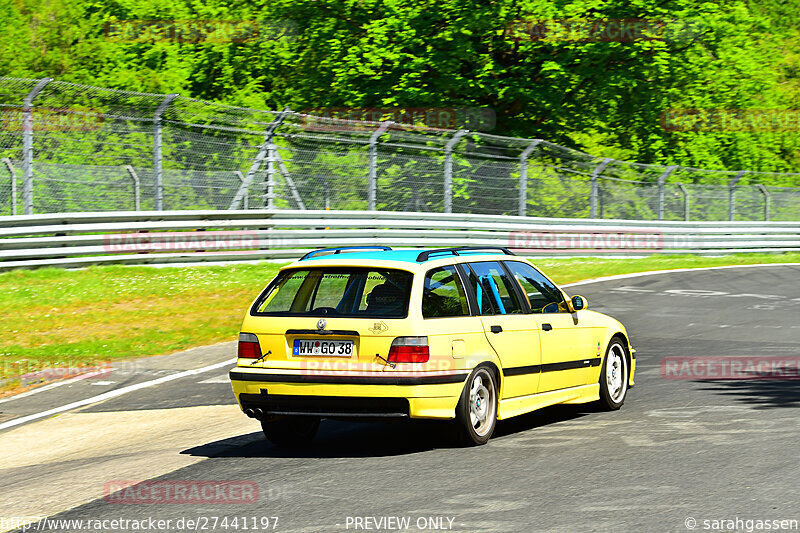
[{"x1": 1, "y1": 0, "x2": 799, "y2": 182}]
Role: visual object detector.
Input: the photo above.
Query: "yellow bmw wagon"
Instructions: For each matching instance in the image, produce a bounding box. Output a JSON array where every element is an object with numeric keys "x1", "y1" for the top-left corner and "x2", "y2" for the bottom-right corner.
[{"x1": 230, "y1": 246, "x2": 635, "y2": 446}]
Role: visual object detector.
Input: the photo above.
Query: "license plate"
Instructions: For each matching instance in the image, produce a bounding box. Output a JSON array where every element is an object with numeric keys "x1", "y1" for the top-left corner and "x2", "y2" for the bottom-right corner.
[{"x1": 293, "y1": 339, "x2": 355, "y2": 357}]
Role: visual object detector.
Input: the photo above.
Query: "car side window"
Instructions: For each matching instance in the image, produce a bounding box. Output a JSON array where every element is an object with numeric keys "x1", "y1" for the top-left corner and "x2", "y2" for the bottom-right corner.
[
  {"x1": 465, "y1": 261, "x2": 523, "y2": 315},
  {"x1": 504, "y1": 261, "x2": 565, "y2": 313},
  {"x1": 422, "y1": 266, "x2": 470, "y2": 318}
]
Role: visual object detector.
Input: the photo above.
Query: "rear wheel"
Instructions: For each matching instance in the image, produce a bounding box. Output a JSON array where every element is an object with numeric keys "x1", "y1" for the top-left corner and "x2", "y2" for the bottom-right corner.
[
  {"x1": 261, "y1": 416, "x2": 320, "y2": 447},
  {"x1": 455, "y1": 366, "x2": 498, "y2": 446},
  {"x1": 598, "y1": 339, "x2": 629, "y2": 410}
]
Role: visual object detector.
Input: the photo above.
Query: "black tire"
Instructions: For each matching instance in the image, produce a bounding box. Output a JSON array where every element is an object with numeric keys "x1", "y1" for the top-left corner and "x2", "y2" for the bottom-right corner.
[
  {"x1": 261, "y1": 416, "x2": 320, "y2": 447},
  {"x1": 454, "y1": 366, "x2": 498, "y2": 446},
  {"x1": 598, "y1": 338, "x2": 629, "y2": 410}
]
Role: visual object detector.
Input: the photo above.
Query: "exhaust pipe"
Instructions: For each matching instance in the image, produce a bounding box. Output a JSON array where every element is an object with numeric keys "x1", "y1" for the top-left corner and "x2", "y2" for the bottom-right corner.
[
  {"x1": 253, "y1": 408, "x2": 264, "y2": 419},
  {"x1": 244, "y1": 408, "x2": 256, "y2": 418}
]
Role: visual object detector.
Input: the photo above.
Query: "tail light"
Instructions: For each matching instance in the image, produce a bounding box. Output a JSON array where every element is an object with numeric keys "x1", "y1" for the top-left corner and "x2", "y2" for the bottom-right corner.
[
  {"x1": 238, "y1": 332, "x2": 262, "y2": 359},
  {"x1": 388, "y1": 337, "x2": 429, "y2": 363}
]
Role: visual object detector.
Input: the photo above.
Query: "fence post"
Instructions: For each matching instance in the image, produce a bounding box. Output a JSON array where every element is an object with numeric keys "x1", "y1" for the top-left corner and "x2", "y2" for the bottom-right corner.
[
  {"x1": 729, "y1": 170, "x2": 746, "y2": 221},
  {"x1": 232, "y1": 171, "x2": 247, "y2": 210},
  {"x1": 589, "y1": 158, "x2": 613, "y2": 219},
  {"x1": 265, "y1": 145, "x2": 275, "y2": 209},
  {"x1": 124, "y1": 165, "x2": 140, "y2": 211},
  {"x1": 519, "y1": 140, "x2": 543, "y2": 216},
  {"x1": 153, "y1": 93, "x2": 178, "y2": 211},
  {"x1": 443, "y1": 129, "x2": 468, "y2": 213},
  {"x1": 368, "y1": 121, "x2": 392, "y2": 211},
  {"x1": 657, "y1": 165, "x2": 678, "y2": 220},
  {"x1": 22, "y1": 78, "x2": 53, "y2": 215},
  {"x1": 2, "y1": 158, "x2": 16, "y2": 216},
  {"x1": 273, "y1": 150, "x2": 306, "y2": 210},
  {"x1": 264, "y1": 109, "x2": 291, "y2": 209},
  {"x1": 676, "y1": 183, "x2": 690, "y2": 221},
  {"x1": 225, "y1": 109, "x2": 289, "y2": 210},
  {"x1": 756, "y1": 184, "x2": 770, "y2": 221}
]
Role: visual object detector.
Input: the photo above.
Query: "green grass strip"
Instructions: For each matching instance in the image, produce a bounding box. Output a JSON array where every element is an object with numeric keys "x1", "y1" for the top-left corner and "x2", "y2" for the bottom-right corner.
[{"x1": 2, "y1": 253, "x2": 798, "y2": 383}]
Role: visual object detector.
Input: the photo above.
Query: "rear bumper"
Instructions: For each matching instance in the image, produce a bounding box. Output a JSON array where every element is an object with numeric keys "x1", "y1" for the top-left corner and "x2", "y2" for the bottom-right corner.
[
  {"x1": 238, "y1": 393, "x2": 411, "y2": 418},
  {"x1": 230, "y1": 368, "x2": 468, "y2": 420}
]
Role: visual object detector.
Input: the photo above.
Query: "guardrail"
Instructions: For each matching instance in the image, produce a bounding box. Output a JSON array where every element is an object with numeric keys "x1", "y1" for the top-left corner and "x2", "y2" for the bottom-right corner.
[{"x1": 1, "y1": 210, "x2": 799, "y2": 270}]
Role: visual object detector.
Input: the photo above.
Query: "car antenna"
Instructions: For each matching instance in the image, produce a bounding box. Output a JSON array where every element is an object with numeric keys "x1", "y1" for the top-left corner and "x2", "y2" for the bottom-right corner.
[
  {"x1": 375, "y1": 353, "x2": 396, "y2": 369},
  {"x1": 250, "y1": 350, "x2": 272, "y2": 365}
]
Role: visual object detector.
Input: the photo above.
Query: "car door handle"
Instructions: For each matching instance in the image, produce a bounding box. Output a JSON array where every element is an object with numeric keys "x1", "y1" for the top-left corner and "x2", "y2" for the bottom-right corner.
[
  {"x1": 542, "y1": 323, "x2": 552, "y2": 331},
  {"x1": 490, "y1": 325, "x2": 503, "y2": 334}
]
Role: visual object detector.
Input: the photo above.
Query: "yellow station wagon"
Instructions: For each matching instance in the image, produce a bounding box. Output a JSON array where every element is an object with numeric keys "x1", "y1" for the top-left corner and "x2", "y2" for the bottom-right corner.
[{"x1": 229, "y1": 246, "x2": 635, "y2": 446}]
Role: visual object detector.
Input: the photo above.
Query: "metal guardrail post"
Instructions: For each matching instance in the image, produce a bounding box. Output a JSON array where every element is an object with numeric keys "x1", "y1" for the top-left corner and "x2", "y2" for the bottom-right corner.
[
  {"x1": 657, "y1": 165, "x2": 678, "y2": 220},
  {"x1": 22, "y1": 78, "x2": 53, "y2": 215},
  {"x1": 518, "y1": 140, "x2": 543, "y2": 216},
  {"x1": 124, "y1": 165, "x2": 140, "y2": 211},
  {"x1": 368, "y1": 121, "x2": 392, "y2": 211},
  {"x1": 729, "y1": 170, "x2": 747, "y2": 221},
  {"x1": 756, "y1": 184, "x2": 770, "y2": 221},
  {"x1": 234, "y1": 171, "x2": 248, "y2": 210},
  {"x1": 265, "y1": 144, "x2": 275, "y2": 209},
  {"x1": 227, "y1": 109, "x2": 289, "y2": 210},
  {"x1": 676, "y1": 183, "x2": 690, "y2": 221},
  {"x1": 264, "y1": 108, "x2": 291, "y2": 209},
  {"x1": 2, "y1": 158, "x2": 16, "y2": 216},
  {"x1": 443, "y1": 130, "x2": 468, "y2": 213},
  {"x1": 589, "y1": 158, "x2": 613, "y2": 219},
  {"x1": 273, "y1": 150, "x2": 306, "y2": 210},
  {"x1": 153, "y1": 93, "x2": 178, "y2": 211}
]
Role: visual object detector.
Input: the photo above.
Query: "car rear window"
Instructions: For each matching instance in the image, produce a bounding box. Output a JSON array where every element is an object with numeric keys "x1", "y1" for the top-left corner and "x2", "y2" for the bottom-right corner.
[{"x1": 252, "y1": 267, "x2": 413, "y2": 318}]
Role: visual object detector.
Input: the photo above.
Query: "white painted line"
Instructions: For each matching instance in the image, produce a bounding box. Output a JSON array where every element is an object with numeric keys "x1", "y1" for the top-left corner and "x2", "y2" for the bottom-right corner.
[
  {"x1": 0, "y1": 359, "x2": 236, "y2": 432},
  {"x1": 0, "y1": 369, "x2": 111, "y2": 405},
  {"x1": 563, "y1": 263, "x2": 800, "y2": 288}
]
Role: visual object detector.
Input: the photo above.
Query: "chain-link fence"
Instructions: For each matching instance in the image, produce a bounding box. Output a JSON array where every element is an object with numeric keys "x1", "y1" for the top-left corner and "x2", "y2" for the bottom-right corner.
[{"x1": 1, "y1": 76, "x2": 799, "y2": 220}]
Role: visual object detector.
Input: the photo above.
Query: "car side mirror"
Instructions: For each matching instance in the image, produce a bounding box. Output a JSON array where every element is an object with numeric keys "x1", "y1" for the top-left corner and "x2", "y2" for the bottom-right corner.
[{"x1": 568, "y1": 295, "x2": 587, "y2": 312}]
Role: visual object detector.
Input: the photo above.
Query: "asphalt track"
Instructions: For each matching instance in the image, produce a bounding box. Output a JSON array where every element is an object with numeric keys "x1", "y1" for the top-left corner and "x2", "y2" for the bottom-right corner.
[{"x1": 2, "y1": 265, "x2": 799, "y2": 533}]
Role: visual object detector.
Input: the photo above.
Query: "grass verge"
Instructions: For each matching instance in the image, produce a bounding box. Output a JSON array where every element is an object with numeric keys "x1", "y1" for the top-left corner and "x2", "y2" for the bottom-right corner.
[{"x1": 2, "y1": 253, "x2": 798, "y2": 389}]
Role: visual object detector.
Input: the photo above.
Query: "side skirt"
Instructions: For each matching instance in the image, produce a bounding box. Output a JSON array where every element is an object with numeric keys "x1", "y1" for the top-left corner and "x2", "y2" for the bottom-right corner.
[{"x1": 497, "y1": 384, "x2": 600, "y2": 420}]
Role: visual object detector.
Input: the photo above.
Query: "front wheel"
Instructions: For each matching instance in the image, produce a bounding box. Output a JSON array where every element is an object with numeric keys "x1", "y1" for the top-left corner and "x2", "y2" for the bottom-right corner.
[
  {"x1": 454, "y1": 366, "x2": 498, "y2": 446},
  {"x1": 598, "y1": 339, "x2": 629, "y2": 410},
  {"x1": 261, "y1": 416, "x2": 320, "y2": 447}
]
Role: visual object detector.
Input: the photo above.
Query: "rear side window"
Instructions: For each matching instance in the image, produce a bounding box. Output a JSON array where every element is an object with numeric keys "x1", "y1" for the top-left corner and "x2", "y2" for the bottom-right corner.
[
  {"x1": 465, "y1": 261, "x2": 523, "y2": 315},
  {"x1": 504, "y1": 261, "x2": 564, "y2": 312},
  {"x1": 252, "y1": 268, "x2": 413, "y2": 318},
  {"x1": 422, "y1": 266, "x2": 470, "y2": 318}
]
